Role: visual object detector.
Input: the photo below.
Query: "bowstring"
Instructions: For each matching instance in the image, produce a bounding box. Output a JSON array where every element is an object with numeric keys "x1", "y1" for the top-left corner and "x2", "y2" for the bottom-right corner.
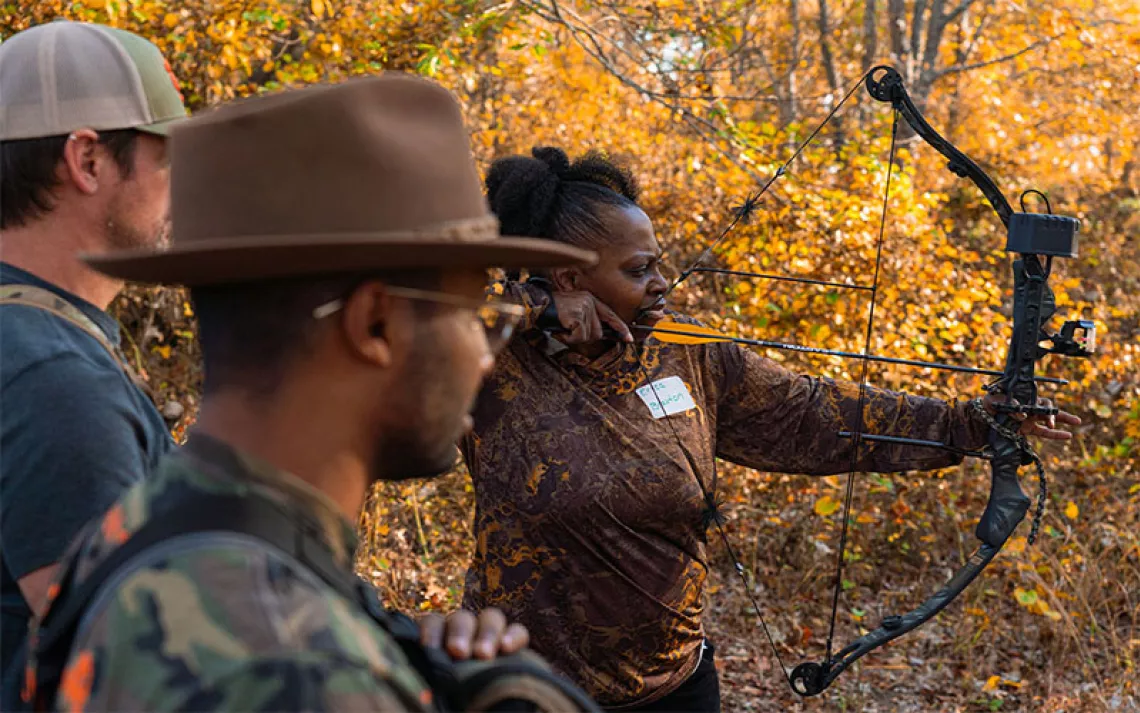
[
  {"x1": 824, "y1": 110, "x2": 901, "y2": 664},
  {"x1": 637, "y1": 67, "x2": 890, "y2": 691},
  {"x1": 667, "y1": 68, "x2": 877, "y2": 298}
]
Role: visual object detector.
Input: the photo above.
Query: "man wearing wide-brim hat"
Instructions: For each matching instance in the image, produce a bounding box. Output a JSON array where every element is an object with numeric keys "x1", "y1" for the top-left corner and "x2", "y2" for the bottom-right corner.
[{"x1": 23, "y1": 73, "x2": 598, "y2": 712}]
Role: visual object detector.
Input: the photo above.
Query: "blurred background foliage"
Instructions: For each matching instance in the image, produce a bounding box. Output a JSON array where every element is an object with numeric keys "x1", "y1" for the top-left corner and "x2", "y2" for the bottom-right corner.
[{"x1": 3, "y1": 1, "x2": 1137, "y2": 709}]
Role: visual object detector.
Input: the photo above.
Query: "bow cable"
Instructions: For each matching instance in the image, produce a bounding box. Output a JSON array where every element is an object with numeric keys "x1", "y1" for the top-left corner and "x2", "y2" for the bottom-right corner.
[{"x1": 824, "y1": 109, "x2": 900, "y2": 667}]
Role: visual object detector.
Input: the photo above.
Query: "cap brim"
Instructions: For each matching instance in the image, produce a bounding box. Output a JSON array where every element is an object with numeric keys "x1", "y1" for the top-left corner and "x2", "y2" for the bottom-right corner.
[
  {"x1": 135, "y1": 115, "x2": 186, "y2": 138},
  {"x1": 80, "y1": 234, "x2": 597, "y2": 286}
]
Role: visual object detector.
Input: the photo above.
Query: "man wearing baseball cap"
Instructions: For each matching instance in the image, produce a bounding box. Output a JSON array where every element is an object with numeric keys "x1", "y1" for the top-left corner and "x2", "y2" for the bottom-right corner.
[
  {"x1": 21, "y1": 74, "x2": 600, "y2": 711},
  {"x1": 0, "y1": 19, "x2": 188, "y2": 708}
]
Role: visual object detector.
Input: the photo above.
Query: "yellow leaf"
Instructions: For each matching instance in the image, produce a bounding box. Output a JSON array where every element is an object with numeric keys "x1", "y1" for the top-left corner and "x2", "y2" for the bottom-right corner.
[
  {"x1": 814, "y1": 496, "x2": 840, "y2": 517},
  {"x1": 1015, "y1": 587, "x2": 1038, "y2": 607},
  {"x1": 984, "y1": 675, "x2": 1000, "y2": 691},
  {"x1": 311, "y1": 0, "x2": 326, "y2": 18},
  {"x1": 155, "y1": 345, "x2": 171, "y2": 359},
  {"x1": 163, "y1": 13, "x2": 179, "y2": 28},
  {"x1": 377, "y1": 524, "x2": 390, "y2": 536},
  {"x1": 1064, "y1": 501, "x2": 1079, "y2": 520}
]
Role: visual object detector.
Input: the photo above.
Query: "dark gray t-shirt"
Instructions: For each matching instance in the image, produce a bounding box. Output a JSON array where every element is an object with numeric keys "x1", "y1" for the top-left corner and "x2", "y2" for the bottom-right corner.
[{"x1": 0, "y1": 262, "x2": 173, "y2": 708}]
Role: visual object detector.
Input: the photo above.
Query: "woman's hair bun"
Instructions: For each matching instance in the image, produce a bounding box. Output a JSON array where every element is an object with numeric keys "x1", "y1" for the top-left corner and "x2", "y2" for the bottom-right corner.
[
  {"x1": 485, "y1": 145, "x2": 640, "y2": 244},
  {"x1": 485, "y1": 148, "x2": 564, "y2": 239},
  {"x1": 531, "y1": 146, "x2": 572, "y2": 178}
]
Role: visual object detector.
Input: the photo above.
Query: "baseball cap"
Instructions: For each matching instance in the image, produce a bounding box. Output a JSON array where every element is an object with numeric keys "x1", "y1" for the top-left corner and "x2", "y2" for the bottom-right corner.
[{"x1": 0, "y1": 20, "x2": 188, "y2": 141}]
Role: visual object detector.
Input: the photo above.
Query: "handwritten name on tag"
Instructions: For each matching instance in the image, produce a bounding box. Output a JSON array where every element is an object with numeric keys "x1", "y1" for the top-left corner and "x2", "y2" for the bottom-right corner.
[{"x1": 636, "y1": 376, "x2": 697, "y2": 419}]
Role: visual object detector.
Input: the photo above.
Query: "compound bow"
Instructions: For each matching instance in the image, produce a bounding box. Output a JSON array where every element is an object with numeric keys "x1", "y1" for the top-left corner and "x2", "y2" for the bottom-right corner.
[{"x1": 637, "y1": 65, "x2": 1097, "y2": 697}]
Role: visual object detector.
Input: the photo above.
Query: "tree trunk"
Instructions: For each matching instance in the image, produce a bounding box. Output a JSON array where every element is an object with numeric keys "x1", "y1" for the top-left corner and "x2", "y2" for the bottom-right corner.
[
  {"x1": 818, "y1": 0, "x2": 845, "y2": 149},
  {"x1": 784, "y1": 0, "x2": 802, "y2": 127},
  {"x1": 888, "y1": 0, "x2": 906, "y2": 66},
  {"x1": 862, "y1": 0, "x2": 878, "y2": 71},
  {"x1": 910, "y1": 0, "x2": 928, "y2": 80}
]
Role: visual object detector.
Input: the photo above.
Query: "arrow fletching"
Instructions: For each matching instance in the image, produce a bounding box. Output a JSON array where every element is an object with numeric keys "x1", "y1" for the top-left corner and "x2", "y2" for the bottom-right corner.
[{"x1": 644, "y1": 320, "x2": 733, "y2": 345}]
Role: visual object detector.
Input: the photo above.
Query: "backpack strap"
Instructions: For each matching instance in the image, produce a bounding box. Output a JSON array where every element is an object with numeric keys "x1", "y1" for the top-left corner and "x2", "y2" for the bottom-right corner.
[
  {"x1": 27, "y1": 492, "x2": 602, "y2": 713},
  {"x1": 27, "y1": 494, "x2": 331, "y2": 710},
  {"x1": 0, "y1": 285, "x2": 147, "y2": 391}
]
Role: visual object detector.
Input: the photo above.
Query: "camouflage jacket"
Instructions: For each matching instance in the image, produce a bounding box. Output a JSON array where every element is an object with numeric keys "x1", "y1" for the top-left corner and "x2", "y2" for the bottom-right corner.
[{"x1": 37, "y1": 435, "x2": 436, "y2": 712}]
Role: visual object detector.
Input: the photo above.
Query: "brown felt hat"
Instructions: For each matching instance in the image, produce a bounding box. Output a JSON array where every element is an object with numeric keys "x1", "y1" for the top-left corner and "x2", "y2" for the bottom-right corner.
[{"x1": 81, "y1": 74, "x2": 595, "y2": 286}]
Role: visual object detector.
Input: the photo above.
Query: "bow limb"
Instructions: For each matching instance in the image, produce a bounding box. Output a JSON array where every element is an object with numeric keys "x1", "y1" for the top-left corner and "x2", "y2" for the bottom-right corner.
[
  {"x1": 789, "y1": 259, "x2": 1056, "y2": 696},
  {"x1": 865, "y1": 66, "x2": 1013, "y2": 229},
  {"x1": 790, "y1": 383, "x2": 1034, "y2": 696}
]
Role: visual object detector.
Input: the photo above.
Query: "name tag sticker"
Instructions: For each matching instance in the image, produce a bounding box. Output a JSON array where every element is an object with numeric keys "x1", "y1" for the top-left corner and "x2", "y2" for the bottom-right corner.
[{"x1": 636, "y1": 376, "x2": 697, "y2": 419}]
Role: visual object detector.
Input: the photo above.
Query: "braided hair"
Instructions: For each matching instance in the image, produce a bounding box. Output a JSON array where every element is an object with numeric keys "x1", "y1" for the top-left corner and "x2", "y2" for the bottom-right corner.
[{"x1": 486, "y1": 146, "x2": 641, "y2": 251}]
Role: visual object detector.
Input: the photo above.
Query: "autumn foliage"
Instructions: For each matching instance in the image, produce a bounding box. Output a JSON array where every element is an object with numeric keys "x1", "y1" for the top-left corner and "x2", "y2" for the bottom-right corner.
[{"x1": 3, "y1": 1, "x2": 1138, "y2": 710}]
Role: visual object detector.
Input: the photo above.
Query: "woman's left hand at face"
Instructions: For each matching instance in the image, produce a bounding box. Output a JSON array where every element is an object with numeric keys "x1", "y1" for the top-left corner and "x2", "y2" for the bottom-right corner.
[{"x1": 981, "y1": 393, "x2": 1082, "y2": 442}]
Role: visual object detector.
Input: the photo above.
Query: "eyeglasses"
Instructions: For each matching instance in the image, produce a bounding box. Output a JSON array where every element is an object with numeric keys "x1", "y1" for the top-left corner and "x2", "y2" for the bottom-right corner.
[{"x1": 312, "y1": 285, "x2": 525, "y2": 355}]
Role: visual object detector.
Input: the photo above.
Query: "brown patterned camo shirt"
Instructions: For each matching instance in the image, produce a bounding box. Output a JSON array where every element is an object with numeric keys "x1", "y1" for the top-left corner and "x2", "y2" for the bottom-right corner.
[{"x1": 459, "y1": 281, "x2": 989, "y2": 708}]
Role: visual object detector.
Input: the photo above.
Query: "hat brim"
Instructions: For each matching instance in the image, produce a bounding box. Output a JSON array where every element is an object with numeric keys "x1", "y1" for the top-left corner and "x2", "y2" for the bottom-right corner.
[
  {"x1": 135, "y1": 115, "x2": 186, "y2": 138},
  {"x1": 80, "y1": 234, "x2": 597, "y2": 286}
]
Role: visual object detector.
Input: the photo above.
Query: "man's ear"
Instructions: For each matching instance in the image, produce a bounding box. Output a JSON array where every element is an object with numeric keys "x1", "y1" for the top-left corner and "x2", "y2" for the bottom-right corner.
[
  {"x1": 549, "y1": 267, "x2": 579, "y2": 292},
  {"x1": 60, "y1": 129, "x2": 104, "y2": 196},
  {"x1": 339, "y1": 282, "x2": 397, "y2": 367}
]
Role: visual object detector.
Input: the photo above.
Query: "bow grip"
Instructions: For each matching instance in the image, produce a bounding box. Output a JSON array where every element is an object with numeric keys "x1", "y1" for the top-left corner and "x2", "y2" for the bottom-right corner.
[{"x1": 976, "y1": 418, "x2": 1031, "y2": 547}]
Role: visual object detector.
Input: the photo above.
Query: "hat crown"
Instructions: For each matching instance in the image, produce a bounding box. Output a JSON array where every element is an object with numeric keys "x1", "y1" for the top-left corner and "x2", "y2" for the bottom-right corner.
[
  {"x1": 172, "y1": 75, "x2": 492, "y2": 245},
  {"x1": 0, "y1": 20, "x2": 186, "y2": 140}
]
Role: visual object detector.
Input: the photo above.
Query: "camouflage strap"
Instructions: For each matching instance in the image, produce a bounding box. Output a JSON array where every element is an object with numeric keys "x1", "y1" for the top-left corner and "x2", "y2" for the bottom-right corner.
[
  {"x1": 26, "y1": 491, "x2": 602, "y2": 713},
  {"x1": 451, "y1": 654, "x2": 594, "y2": 713},
  {"x1": 0, "y1": 284, "x2": 145, "y2": 389}
]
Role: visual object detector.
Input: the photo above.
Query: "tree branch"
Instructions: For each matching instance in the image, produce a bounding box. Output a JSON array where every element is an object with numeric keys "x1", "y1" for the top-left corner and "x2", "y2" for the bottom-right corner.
[
  {"x1": 942, "y1": 0, "x2": 978, "y2": 25},
  {"x1": 931, "y1": 30, "x2": 1071, "y2": 81}
]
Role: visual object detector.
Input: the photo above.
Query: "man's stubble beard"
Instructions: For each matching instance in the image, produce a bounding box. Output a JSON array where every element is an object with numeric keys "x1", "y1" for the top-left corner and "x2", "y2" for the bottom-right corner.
[
  {"x1": 103, "y1": 193, "x2": 168, "y2": 251},
  {"x1": 375, "y1": 436, "x2": 462, "y2": 483},
  {"x1": 370, "y1": 327, "x2": 469, "y2": 484}
]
